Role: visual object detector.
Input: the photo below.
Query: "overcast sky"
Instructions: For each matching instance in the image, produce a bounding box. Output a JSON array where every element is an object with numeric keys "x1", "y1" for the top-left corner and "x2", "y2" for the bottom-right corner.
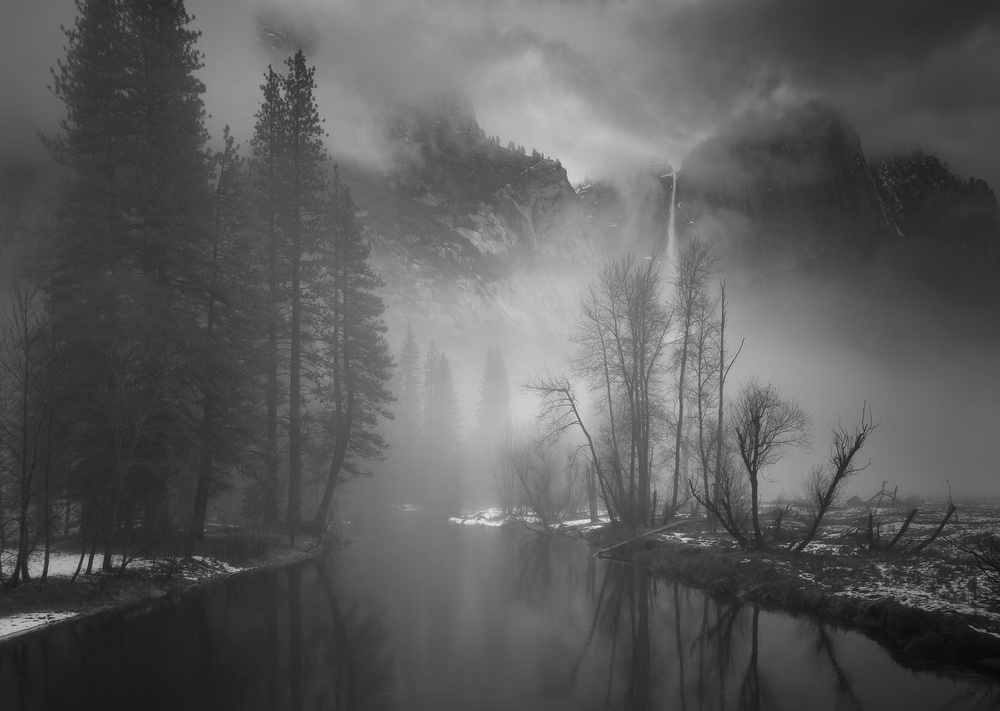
[{"x1": 4, "y1": 0, "x2": 1000, "y2": 185}]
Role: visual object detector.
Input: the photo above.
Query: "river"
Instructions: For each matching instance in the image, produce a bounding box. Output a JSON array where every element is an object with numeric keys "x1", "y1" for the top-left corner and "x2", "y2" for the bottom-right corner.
[{"x1": 1, "y1": 509, "x2": 998, "y2": 709}]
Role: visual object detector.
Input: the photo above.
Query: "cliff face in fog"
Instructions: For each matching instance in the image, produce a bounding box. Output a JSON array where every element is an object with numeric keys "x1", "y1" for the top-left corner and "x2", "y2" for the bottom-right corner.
[
  {"x1": 576, "y1": 166, "x2": 675, "y2": 255},
  {"x1": 677, "y1": 102, "x2": 892, "y2": 266},
  {"x1": 872, "y1": 150, "x2": 1000, "y2": 291},
  {"x1": 342, "y1": 95, "x2": 605, "y2": 367},
  {"x1": 339, "y1": 95, "x2": 1000, "y2": 366},
  {"x1": 673, "y1": 101, "x2": 1000, "y2": 300}
]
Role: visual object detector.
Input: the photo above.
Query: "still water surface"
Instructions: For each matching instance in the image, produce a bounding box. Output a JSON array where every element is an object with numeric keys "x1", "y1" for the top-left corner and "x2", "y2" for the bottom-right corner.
[{"x1": 1, "y1": 510, "x2": 998, "y2": 709}]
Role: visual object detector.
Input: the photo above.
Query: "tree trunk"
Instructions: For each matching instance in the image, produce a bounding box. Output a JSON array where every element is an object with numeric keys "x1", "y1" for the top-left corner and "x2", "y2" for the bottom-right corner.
[
  {"x1": 885, "y1": 508, "x2": 918, "y2": 550},
  {"x1": 313, "y1": 449, "x2": 345, "y2": 534},
  {"x1": 288, "y1": 228, "x2": 302, "y2": 530},
  {"x1": 670, "y1": 326, "x2": 689, "y2": 518},
  {"x1": 188, "y1": 396, "x2": 214, "y2": 555},
  {"x1": 587, "y1": 462, "x2": 598, "y2": 523},
  {"x1": 913, "y1": 504, "x2": 957, "y2": 553},
  {"x1": 714, "y1": 284, "x2": 727, "y2": 534},
  {"x1": 750, "y1": 474, "x2": 763, "y2": 548},
  {"x1": 266, "y1": 223, "x2": 280, "y2": 524}
]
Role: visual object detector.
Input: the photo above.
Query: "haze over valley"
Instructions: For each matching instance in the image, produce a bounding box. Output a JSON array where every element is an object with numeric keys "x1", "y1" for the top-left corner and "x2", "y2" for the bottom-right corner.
[{"x1": 2, "y1": 0, "x2": 999, "y2": 513}]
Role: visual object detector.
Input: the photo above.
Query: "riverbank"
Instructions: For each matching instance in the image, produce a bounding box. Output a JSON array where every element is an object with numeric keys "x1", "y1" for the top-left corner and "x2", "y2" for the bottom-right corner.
[
  {"x1": 599, "y1": 528, "x2": 1000, "y2": 670},
  {"x1": 451, "y1": 503, "x2": 1000, "y2": 675},
  {"x1": 0, "y1": 527, "x2": 331, "y2": 642}
]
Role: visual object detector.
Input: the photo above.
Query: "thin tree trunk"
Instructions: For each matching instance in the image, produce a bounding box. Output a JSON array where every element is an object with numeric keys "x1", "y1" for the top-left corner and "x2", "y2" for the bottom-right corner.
[
  {"x1": 885, "y1": 508, "x2": 918, "y2": 550},
  {"x1": 671, "y1": 326, "x2": 690, "y2": 518},
  {"x1": 288, "y1": 227, "x2": 302, "y2": 531},
  {"x1": 188, "y1": 399, "x2": 214, "y2": 555},
  {"x1": 750, "y1": 474, "x2": 763, "y2": 549},
  {"x1": 587, "y1": 462, "x2": 598, "y2": 523},
  {"x1": 714, "y1": 283, "x2": 726, "y2": 533},
  {"x1": 913, "y1": 504, "x2": 957, "y2": 553},
  {"x1": 266, "y1": 219, "x2": 280, "y2": 525}
]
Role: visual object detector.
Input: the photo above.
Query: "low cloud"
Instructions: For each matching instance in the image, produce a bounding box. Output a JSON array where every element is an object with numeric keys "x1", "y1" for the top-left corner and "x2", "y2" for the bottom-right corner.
[{"x1": 9, "y1": 1, "x2": 998, "y2": 185}]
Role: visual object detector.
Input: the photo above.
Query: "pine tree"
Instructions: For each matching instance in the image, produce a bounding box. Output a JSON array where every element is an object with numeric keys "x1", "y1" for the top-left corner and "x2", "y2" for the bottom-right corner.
[
  {"x1": 282, "y1": 49, "x2": 328, "y2": 530},
  {"x1": 187, "y1": 127, "x2": 265, "y2": 548},
  {"x1": 395, "y1": 323, "x2": 422, "y2": 453},
  {"x1": 312, "y1": 169, "x2": 394, "y2": 530},
  {"x1": 471, "y1": 343, "x2": 511, "y2": 506},
  {"x1": 422, "y1": 345, "x2": 461, "y2": 514},
  {"x1": 247, "y1": 66, "x2": 287, "y2": 524},
  {"x1": 43, "y1": 0, "x2": 213, "y2": 570},
  {"x1": 476, "y1": 343, "x2": 511, "y2": 441},
  {"x1": 247, "y1": 50, "x2": 329, "y2": 531}
]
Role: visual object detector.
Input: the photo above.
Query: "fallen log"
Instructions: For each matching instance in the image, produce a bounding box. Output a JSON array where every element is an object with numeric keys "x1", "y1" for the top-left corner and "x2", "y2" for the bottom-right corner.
[
  {"x1": 594, "y1": 518, "x2": 707, "y2": 558},
  {"x1": 884, "y1": 508, "x2": 919, "y2": 551},
  {"x1": 913, "y1": 503, "x2": 957, "y2": 554}
]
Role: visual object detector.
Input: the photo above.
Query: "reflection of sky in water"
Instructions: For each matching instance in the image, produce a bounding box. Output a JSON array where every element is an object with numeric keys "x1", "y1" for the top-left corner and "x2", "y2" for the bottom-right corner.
[
  {"x1": 338, "y1": 514, "x2": 998, "y2": 710},
  {"x1": 1, "y1": 514, "x2": 997, "y2": 709}
]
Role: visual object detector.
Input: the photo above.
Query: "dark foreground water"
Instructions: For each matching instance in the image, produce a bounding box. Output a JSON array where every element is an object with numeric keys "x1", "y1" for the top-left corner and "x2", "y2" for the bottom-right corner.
[{"x1": 1, "y1": 512, "x2": 999, "y2": 710}]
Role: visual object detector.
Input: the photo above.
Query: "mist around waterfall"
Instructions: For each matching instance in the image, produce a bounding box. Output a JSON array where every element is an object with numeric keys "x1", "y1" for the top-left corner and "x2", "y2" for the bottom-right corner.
[{"x1": 1, "y1": 0, "x2": 999, "y2": 521}]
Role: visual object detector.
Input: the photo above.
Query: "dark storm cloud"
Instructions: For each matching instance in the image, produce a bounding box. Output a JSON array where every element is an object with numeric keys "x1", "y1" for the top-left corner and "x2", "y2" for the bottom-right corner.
[
  {"x1": 235, "y1": 0, "x2": 1000, "y2": 183},
  {"x1": 627, "y1": 0, "x2": 1000, "y2": 181},
  {"x1": 5, "y1": 0, "x2": 999, "y2": 183}
]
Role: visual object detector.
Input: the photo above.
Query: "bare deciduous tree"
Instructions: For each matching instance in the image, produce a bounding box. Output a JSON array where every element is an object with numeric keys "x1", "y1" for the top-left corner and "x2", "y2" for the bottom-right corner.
[
  {"x1": 572, "y1": 253, "x2": 672, "y2": 525},
  {"x1": 793, "y1": 404, "x2": 878, "y2": 553},
  {"x1": 688, "y1": 289, "x2": 720, "y2": 521},
  {"x1": 689, "y1": 451, "x2": 752, "y2": 547},
  {"x1": 0, "y1": 279, "x2": 52, "y2": 588},
  {"x1": 668, "y1": 239, "x2": 718, "y2": 519},
  {"x1": 731, "y1": 378, "x2": 811, "y2": 549},
  {"x1": 713, "y1": 281, "x2": 743, "y2": 532},
  {"x1": 521, "y1": 371, "x2": 615, "y2": 521},
  {"x1": 507, "y1": 432, "x2": 583, "y2": 530}
]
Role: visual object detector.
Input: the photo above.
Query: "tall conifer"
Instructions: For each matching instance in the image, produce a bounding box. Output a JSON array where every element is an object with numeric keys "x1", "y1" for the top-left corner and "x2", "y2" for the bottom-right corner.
[
  {"x1": 282, "y1": 49, "x2": 328, "y2": 530},
  {"x1": 248, "y1": 66, "x2": 286, "y2": 523},
  {"x1": 43, "y1": 0, "x2": 212, "y2": 569},
  {"x1": 187, "y1": 127, "x2": 264, "y2": 548},
  {"x1": 312, "y1": 170, "x2": 393, "y2": 530},
  {"x1": 476, "y1": 344, "x2": 511, "y2": 440}
]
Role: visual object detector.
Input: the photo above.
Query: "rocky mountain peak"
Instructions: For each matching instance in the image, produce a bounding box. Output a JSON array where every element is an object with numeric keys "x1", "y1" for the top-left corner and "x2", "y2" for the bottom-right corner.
[
  {"x1": 676, "y1": 100, "x2": 892, "y2": 269},
  {"x1": 341, "y1": 91, "x2": 600, "y2": 368},
  {"x1": 871, "y1": 149, "x2": 1000, "y2": 291},
  {"x1": 659, "y1": 99, "x2": 1000, "y2": 305},
  {"x1": 388, "y1": 92, "x2": 486, "y2": 161}
]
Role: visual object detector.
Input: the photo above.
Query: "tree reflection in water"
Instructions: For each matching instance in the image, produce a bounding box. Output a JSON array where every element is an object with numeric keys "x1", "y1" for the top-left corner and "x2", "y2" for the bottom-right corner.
[
  {"x1": 563, "y1": 557, "x2": 1000, "y2": 711},
  {"x1": 2, "y1": 526, "x2": 1000, "y2": 710},
  {"x1": 0, "y1": 559, "x2": 395, "y2": 711}
]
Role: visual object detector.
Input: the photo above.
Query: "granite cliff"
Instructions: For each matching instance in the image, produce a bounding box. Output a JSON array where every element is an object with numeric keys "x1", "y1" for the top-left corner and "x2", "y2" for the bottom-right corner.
[
  {"x1": 670, "y1": 101, "x2": 1000, "y2": 303},
  {"x1": 341, "y1": 95, "x2": 605, "y2": 375}
]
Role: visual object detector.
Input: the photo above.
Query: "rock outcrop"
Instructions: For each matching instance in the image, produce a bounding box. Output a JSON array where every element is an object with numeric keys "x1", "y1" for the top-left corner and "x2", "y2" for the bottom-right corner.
[
  {"x1": 343, "y1": 95, "x2": 605, "y2": 371},
  {"x1": 675, "y1": 101, "x2": 895, "y2": 270},
  {"x1": 872, "y1": 150, "x2": 1000, "y2": 292},
  {"x1": 669, "y1": 100, "x2": 1000, "y2": 305}
]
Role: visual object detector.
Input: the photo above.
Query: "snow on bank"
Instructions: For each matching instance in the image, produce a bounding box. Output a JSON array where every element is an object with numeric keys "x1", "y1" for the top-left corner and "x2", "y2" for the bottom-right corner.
[
  {"x1": 448, "y1": 508, "x2": 609, "y2": 532},
  {"x1": 0, "y1": 611, "x2": 78, "y2": 638},
  {"x1": 0, "y1": 550, "x2": 246, "y2": 640},
  {"x1": 449, "y1": 508, "x2": 508, "y2": 527},
  {"x1": 447, "y1": 510, "x2": 1000, "y2": 636}
]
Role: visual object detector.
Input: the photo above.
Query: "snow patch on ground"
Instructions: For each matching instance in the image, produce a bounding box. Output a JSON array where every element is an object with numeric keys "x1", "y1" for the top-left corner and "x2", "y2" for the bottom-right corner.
[
  {"x1": 656, "y1": 531, "x2": 719, "y2": 548},
  {"x1": 449, "y1": 507, "x2": 509, "y2": 527},
  {"x1": 448, "y1": 500, "x2": 1000, "y2": 638},
  {"x1": 448, "y1": 508, "x2": 609, "y2": 531},
  {"x1": 390, "y1": 504, "x2": 424, "y2": 513},
  {"x1": 0, "y1": 611, "x2": 77, "y2": 638},
  {"x1": 0, "y1": 550, "x2": 246, "y2": 640}
]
